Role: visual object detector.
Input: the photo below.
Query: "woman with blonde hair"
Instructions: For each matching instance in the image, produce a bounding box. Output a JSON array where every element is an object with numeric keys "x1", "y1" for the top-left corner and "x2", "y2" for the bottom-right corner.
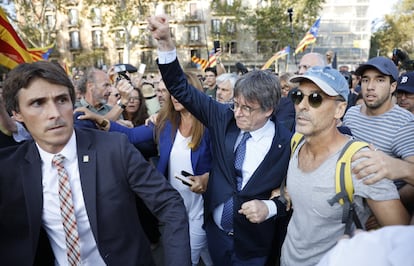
[{"x1": 76, "y1": 71, "x2": 213, "y2": 266}]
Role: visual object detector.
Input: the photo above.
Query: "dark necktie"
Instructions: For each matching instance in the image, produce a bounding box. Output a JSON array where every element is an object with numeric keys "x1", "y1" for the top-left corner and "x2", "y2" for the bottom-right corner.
[
  {"x1": 52, "y1": 154, "x2": 81, "y2": 266},
  {"x1": 221, "y1": 132, "x2": 252, "y2": 232}
]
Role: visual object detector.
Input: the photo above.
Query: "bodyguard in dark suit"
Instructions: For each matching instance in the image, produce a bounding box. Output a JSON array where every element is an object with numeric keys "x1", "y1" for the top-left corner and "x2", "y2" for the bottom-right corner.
[
  {"x1": 0, "y1": 61, "x2": 191, "y2": 266},
  {"x1": 148, "y1": 15, "x2": 291, "y2": 265}
]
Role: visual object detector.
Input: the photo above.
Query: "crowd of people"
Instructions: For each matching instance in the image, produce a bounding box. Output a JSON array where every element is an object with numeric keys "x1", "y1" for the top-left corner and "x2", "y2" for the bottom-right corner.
[{"x1": 0, "y1": 13, "x2": 413, "y2": 266}]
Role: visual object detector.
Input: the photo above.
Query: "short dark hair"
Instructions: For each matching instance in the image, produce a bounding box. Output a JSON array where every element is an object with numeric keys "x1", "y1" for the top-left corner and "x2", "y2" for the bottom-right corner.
[
  {"x1": 204, "y1": 67, "x2": 217, "y2": 76},
  {"x1": 3, "y1": 61, "x2": 75, "y2": 113}
]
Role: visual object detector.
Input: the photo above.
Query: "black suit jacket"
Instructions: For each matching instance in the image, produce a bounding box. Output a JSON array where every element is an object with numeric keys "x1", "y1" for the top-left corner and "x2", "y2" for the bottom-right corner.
[
  {"x1": 159, "y1": 59, "x2": 292, "y2": 259},
  {"x1": 0, "y1": 128, "x2": 191, "y2": 266}
]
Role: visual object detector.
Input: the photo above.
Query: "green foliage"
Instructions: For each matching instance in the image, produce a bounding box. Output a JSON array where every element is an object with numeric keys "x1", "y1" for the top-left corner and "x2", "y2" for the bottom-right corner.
[
  {"x1": 370, "y1": 0, "x2": 414, "y2": 59},
  {"x1": 11, "y1": 0, "x2": 66, "y2": 47},
  {"x1": 216, "y1": 0, "x2": 324, "y2": 55}
]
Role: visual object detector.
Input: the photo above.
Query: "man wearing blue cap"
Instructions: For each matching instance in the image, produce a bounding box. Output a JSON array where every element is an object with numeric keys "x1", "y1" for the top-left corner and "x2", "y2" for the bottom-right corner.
[
  {"x1": 343, "y1": 57, "x2": 414, "y2": 223},
  {"x1": 280, "y1": 66, "x2": 408, "y2": 266},
  {"x1": 396, "y1": 71, "x2": 414, "y2": 114}
]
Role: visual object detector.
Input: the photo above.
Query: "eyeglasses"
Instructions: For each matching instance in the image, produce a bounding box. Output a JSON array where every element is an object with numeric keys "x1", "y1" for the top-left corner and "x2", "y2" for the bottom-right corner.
[
  {"x1": 291, "y1": 90, "x2": 344, "y2": 108},
  {"x1": 129, "y1": 96, "x2": 140, "y2": 102},
  {"x1": 396, "y1": 91, "x2": 414, "y2": 99},
  {"x1": 230, "y1": 102, "x2": 261, "y2": 115}
]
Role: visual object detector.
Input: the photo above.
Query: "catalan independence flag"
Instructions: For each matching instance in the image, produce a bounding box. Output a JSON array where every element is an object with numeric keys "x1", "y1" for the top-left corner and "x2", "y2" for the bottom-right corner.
[
  {"x1": 28, "y1": 44, "x2": 54, "y2": 61},
  {"x1": 261, "y1": 46, "x2": 290, "y2": 70},
  {"x1": 207, "y1": 49, "x2": 217, "y2": 68},
  {"x1": 295, "y1": 18, "x2": 321, "y2": 55},
  {"x1": 191, "y1": 55, "x2": 209, "y2": 70},
  {"x1": 0, "y1": 7, "x2": 34, "y2": 69}
]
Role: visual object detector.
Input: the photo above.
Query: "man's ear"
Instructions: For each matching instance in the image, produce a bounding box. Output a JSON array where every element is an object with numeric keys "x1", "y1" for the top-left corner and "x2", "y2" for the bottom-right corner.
[
  {"x1": 12, "y1": 110, "x2": 24, "y2": 123},
  {"x1": 390, "y1": 81, "x2": 397, "y2": 94},
  {"x1": 334, "y1": 101, "x2": 347, "y2": 120}
]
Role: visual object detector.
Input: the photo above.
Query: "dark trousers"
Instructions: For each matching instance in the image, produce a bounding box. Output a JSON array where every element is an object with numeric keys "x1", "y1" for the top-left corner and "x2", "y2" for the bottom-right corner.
[{"x1": 205, "y1": 217, "x2": 267, "y2": 266}]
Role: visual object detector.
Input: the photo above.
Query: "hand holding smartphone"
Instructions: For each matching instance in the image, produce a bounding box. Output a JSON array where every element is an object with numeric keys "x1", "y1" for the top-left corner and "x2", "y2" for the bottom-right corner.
[{"x1": 175, "y1": 172, "x2": 194, "y2": 187}]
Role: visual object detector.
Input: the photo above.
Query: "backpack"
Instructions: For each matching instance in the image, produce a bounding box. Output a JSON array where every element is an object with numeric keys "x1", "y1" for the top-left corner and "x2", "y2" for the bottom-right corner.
[{"x1": 286, "y1": 132, "x2": 369, "y2": 235}]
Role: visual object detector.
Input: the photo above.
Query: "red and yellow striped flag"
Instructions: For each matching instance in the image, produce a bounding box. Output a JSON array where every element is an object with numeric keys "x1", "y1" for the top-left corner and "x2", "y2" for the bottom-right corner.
[
  {"x1": 0, "y1": 7, "x2": 34, "y2": 69},
  {"x1": 191, "y1": 55, "x2": 209, "y2": 70}
]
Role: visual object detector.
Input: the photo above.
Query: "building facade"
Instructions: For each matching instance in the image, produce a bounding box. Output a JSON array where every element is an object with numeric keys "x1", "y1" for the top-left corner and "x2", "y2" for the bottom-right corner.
[{"x1": 2, "y1": 0, "x2": 374, "y2": 74}]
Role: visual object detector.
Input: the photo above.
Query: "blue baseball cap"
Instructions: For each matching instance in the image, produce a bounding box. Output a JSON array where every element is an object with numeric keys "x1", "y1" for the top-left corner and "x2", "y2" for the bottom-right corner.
[
  {"x1": 290, "y1": 66, "x2": 350, "y2": 101},
  {"x1": 355, "y1": 56, "x2": 399, "y2": 81},
  {"x1": 397, "y1": 72, "x2": 414, "y2": 94}
]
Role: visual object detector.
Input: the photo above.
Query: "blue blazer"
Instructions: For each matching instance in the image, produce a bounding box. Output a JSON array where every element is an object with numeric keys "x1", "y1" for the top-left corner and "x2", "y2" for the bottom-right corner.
[
  {"x1": 109, "y1": 121, "x2": 212, "y2": 177},
  {"x1": 0, "y1": 128, "x2": 191, "y2": 266},
  {"x1": 158, "y1": 59, "x2": 292, "y2": 259}
]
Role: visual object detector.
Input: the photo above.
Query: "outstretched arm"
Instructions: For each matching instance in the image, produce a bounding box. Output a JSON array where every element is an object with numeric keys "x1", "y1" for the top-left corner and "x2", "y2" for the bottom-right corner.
[{"x1": 147, "y1": 15, "x2": 175, "y2": 52}]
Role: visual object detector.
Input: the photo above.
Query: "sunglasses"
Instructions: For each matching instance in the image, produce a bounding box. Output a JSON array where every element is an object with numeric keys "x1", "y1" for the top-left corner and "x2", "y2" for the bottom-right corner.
[
  {"x1": 290, "y1": 90, "x2": 325, "y2": 108},
  {"x1": 291, "y1": 90, "x2": 345, "y2": 108}
]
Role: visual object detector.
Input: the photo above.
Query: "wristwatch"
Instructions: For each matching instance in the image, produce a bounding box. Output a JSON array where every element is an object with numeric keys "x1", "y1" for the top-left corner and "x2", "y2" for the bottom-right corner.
[{"x1": 117, "y1": 99, "x2": 127, "y2": 109}]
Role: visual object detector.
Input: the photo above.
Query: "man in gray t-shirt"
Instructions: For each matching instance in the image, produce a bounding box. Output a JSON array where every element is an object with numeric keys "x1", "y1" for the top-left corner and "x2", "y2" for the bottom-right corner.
[{"x1": 281, "y1": 66, "x2": 409, "y2": 266}]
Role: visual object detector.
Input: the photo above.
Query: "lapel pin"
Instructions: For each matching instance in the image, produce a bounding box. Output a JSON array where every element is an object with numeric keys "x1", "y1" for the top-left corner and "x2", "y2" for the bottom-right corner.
[{"x1": 83, "y1": 155, "x2": 89, "y2": 163}]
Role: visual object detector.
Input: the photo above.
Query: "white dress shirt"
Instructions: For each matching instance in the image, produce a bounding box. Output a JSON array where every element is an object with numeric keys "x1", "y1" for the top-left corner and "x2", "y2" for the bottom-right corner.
[
  {"x1": 213, "y1": 120, "x2": 277, "y2": 229},
  {"x1": 38, "y1": 131, "x2": 106, "y2": 266}
]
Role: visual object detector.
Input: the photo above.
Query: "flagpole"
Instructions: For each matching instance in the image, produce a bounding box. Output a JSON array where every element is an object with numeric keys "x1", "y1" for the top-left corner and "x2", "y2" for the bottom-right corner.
[{"x1": 287, "y1": 8, "x2": 297, "y2": 66}]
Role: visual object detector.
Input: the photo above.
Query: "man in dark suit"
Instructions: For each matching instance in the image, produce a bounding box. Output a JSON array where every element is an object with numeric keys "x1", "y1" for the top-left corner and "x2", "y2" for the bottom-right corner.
[
  {"x1": 148, "y1": 15, "x2": 291, "y2": 265},
  {"x1": 0, "y1": 61, "x2": 191, "y2": 266}
]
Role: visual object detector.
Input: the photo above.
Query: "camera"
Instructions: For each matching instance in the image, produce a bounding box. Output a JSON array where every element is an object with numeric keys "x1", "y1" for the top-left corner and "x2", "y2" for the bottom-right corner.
[{"x1": 114, "y1": 64, "x2": 126, "y2": 73}]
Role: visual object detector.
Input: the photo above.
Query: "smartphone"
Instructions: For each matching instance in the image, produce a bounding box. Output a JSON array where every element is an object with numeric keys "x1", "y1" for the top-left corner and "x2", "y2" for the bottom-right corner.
[
  {"x1": 175, "y1": 173, "x2": 194, "y2": 187},
  {"x1": 181, "y1": 170, "x2": 192, "y2": 177},
  {"x1": 213, "y1": 40, "x2": 220, "y2": 53},
  {"x1": 138, "y1": 63, "x2": 146, "y2": 75}
]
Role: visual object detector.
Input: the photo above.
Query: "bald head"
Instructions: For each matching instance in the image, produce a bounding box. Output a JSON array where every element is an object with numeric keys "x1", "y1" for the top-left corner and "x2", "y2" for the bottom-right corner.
[{"x1": 298, "y1": 52, "x2": 326, "y2": 74}]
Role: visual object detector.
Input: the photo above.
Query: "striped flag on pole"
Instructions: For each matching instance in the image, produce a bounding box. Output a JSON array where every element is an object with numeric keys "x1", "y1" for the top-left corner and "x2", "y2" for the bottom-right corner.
[
  {"x1": 261, "y1": 46, "x2": 290, "y2": 70},
  {"x1": 295, "y1": 18, "x2": 321, "y2": 55}
]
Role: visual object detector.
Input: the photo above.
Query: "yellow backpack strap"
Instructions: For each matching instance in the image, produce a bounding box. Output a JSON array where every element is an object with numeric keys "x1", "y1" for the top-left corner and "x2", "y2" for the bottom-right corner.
[
  {"x1": 328, "y1": 140, "x2": 369, "y2": 235},
  {"x1": 335, "y1": 140, "x2": 369, "y2": 204},
  {"x1": 290, "y1": 132, "x2": 305, "y2": 158}
]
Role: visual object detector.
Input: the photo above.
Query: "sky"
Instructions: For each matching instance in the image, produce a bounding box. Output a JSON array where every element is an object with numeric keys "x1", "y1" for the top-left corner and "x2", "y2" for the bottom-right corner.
[{"x1": 369, "y1": 0, "x2": 399, "y2": 20}]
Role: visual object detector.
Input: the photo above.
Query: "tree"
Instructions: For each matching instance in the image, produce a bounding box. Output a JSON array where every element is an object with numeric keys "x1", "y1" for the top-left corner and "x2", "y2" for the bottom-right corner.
[
  {"x1": 370, "y1": 0, "x2": 414, "y2": 60},
  {"x1": 11, "y1": 0, "x2": 66, "y2": 48},
  {"x1": 238, "y1": 0, "x2": 324, "y2": 56}
]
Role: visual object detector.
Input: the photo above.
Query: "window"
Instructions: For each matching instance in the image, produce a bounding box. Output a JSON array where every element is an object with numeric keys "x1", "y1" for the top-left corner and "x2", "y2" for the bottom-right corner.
[
  {"x1": 189, "y1": 3, "x2": 198, "y2": 19},
  {"x1": 335, "y1": 36, "x2": 343, "y2": 45},
  {"x1": 45, "y1": 14, "x2": 55, "y2": 30},
  {"x1": 68, "y1": 8, "x2": 78, "y2": 26},
  {"x1": 92, "y1": 30, "x2": 103, "y2": 48},
  {"x1": 165, "y1": 4, "x2": 175, "y2": 16},
  {"x1": 115, "y1": 30, "x2": 125, "y2": 46},
  {"x1": 224, "y1": 41, "x2": 237, "y2": 53},
  {"x1": 69, "y1": 31, "x2": 80, "y2": 49},
  {"x1": 189, "y1": 26, "x2": 199, "y2": 42},
  {"x1": 91, "y1": 8, "x2": 101, "y2": 25},
  {"x1": 211, "y1": 19, "x2": 221, "y2": 34},
  {"x1": 226, "y1": 19, "x2": 236, "y2": 34},
  {"x1": 141, "y1": 51, "x2": 153, "y2": 66}
]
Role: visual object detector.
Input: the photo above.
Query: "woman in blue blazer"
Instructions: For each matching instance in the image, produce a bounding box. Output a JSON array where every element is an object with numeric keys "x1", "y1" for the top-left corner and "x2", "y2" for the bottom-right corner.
[{"x1": 77, "y1": 72, "x2": 213, "y2": 266}]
